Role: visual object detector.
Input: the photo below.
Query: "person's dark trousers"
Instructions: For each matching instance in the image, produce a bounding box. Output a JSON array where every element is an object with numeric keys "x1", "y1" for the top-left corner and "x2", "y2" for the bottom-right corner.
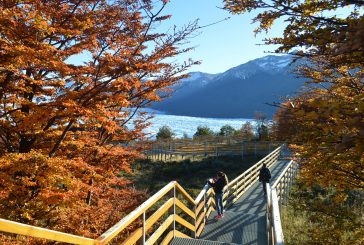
[
  {"x1": 262, "y1": 182, "x2": 269, "y2": 195},
  {"x1": 215, "y1": 192, "x2": 224, "y2": 215}
]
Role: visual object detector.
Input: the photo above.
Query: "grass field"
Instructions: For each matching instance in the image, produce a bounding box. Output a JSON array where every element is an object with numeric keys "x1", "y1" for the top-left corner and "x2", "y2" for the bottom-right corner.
[
  {"x1": 281, "y1": 184, "x2": 364, "y2": 244},
  {"x1": 126, "y1": 155, "x2": 262, "y2": 197}
]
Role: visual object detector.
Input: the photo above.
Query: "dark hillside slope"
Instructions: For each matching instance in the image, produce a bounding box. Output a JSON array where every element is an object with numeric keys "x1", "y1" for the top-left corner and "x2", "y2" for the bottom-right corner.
[
  {"x1": 152, "y1": 55, "x2": 306, "y2": 118},
  {"x1": 154, "y1": 72, "x2": 303, "y2": 118}
]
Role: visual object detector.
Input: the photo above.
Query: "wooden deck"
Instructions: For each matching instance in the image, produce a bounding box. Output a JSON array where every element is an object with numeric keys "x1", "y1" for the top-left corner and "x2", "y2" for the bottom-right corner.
[{"x1": 171, "y1": 159, "x2": 290, "y2": 245}]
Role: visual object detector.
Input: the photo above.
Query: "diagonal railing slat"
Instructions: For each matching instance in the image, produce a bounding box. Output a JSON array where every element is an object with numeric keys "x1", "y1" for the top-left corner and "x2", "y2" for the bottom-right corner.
[
  {"x1": 96, "y1": 181, "x2": 176, "y2": 244},
  {"x1": 146, "y1": 215, "x2": 174, "y2": 245},
  {"x1": 121, "y1": 198, "x2": 174, "y2": 245}
]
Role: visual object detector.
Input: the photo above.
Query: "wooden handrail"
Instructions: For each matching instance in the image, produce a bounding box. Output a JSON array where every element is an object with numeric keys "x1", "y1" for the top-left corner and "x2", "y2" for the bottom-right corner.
[
  {"x1": 272, "y1": 160, "x2": 293, "y2": 189},
  {"x1": 0, "y1": 145, "x2": 283, "y2": 245},
  {"x1": 148, "y1": 141, "x2": 280, "y2": 162},
  {"x1": 195, "y1": 183, "x2": 209, "y2": 204},
  {"x1": 271, "y1": 189, "x2": 284, "y2": 245},
  {"x1": 227, "y1": 146, "x2": 281, "y2": 187},
  {"x1": 96, "y1": 181, "x2": 176, "y2": 244},
  {"x1": 0, "y1": 218, "x2": 95, "y2": 245},
  {"x1": 267, "y1": 159, "x2": 299, "y2": 245},
  {"x1": 121, "y1": 198, "x2": 174, "y2": 245}
]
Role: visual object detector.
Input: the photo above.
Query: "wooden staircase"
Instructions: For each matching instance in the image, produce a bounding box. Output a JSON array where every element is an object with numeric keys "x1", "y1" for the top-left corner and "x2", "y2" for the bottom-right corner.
[
  {"x1": 171, "y1": 237, "x2": 241, "y2": 245},
  {"x1": 0, "y1": 146, "x2": 284, "y2": 244}
]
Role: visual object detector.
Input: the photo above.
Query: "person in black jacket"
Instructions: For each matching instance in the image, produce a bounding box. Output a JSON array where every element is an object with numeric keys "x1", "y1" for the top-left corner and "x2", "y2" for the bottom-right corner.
[
  {"x1": 207, "y1": 171, "x2": 228, "y2": 219},
  {"x1": 259, "y1": 163, "x2": 271, "y2": 196}
]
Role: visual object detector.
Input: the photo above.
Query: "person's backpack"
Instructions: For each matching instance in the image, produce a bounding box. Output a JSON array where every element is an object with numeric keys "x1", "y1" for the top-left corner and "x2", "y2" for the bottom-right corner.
[{"x1": 260, "y1": 168, "x2": 271, "y2": 182}]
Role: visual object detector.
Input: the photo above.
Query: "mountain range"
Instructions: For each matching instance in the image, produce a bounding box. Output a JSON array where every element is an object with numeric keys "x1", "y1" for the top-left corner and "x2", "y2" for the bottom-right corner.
[{"x1": 152, "y1": 55, "x2": 306, "y2": 118}]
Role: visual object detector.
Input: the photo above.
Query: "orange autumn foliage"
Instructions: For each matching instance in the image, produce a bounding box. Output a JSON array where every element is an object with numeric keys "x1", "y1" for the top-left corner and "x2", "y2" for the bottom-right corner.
[
  {"x1": 225, "y1": 0, "x2": 364, "y2": 191},
  {"x1": 0, "y1": 0, "x2": 198, "y2": 241}
]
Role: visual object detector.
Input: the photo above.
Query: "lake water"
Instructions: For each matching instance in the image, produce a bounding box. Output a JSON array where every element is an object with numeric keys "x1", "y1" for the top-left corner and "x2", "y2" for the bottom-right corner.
[{"x1": 143, "y1": 110, "x2": 254, "y2": 138}]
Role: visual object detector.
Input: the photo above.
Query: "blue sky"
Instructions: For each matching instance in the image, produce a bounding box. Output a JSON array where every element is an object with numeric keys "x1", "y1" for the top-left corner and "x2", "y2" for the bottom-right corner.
[
  {"x1": 160, "y1": 0, "x2": 284, "y2": 74},
  {"x1": 67, "y1": 0, "x2": 285, "y2": 74}
]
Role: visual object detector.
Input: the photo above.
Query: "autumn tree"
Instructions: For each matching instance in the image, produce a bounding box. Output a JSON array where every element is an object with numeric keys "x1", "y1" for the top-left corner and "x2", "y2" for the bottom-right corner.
[
  {"x1": 194, "y1": 126, "x2": 215, "y2": 138},
  {"x1": 156, "y1": 125, "x2": 175, "y2": 140},
  {"x1": 224, "y1": 0, "x2": 364, "y2": 242},
  {"x1": 224, "y1": 0, "x2": 363, "y2": 68},
  {"x1": 237, "y1": 121, "x2": 255, "y2": 140},
  {"x1": 224, "y1": 0, "x2": 363, "y2": 189},
  {"x1": 254, "y1": 112, "x2": 269, "y2": 141},
  {"x1": 0, "y1": 0, "x2": 198, "y2": 240},
  {"x1": 272, "y1": 100, "x2": 302, "y2": 142},
  {"x1": 218, "y1": 124, "x2": 236, "y2": 137}
]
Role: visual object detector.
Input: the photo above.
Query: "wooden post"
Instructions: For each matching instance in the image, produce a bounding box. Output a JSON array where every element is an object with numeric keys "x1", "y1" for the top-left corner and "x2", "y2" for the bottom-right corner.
[
  {"x1": 203, "y1": 192, "x2": 207, "y2": 225},
  {"x1": 204, "y1": 142, "x2": 207, "y2": 158},
  {"x1": 173, "y1": 186, "x2": 176, "y2": 238},
  {"x1": 215, "y1": 143, "x2": 218, "y2": 158},
  {"x1": 266, "y1": 183, "x2": 272, "y2": 245},
  {"x1": 142, "y1": 212, "x2": 146, "y2": 245},
  {"x1": 192, "y1": 143, "x2": 194, "y2": 161},
  {"x1": 241, "y1": 142, "x2": 244, "y2": 160},
  {"x1": 170, "y1": 143, "x2": 172, "y2": 161},
  {"x1": 164, "y1": 144, "x2": 167, "y2": 161}
]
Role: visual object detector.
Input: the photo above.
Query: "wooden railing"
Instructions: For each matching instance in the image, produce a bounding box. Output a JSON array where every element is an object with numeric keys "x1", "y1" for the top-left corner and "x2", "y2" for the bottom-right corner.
[
  {"x1": 267, "y1": 160, "x2": 299, "y2": 245},
  {"x1": 0, "y1": 218, "x2": 95, "y2": 244},
  {"x1": 0, "y1": 146, "x2": 283, "y2": 244},
  {"x1": 147, "y1": 141, "x2": 280, "y2": 161},
  {"x1": 194, "y1": 145, "x2": 282, "y2": 237}
]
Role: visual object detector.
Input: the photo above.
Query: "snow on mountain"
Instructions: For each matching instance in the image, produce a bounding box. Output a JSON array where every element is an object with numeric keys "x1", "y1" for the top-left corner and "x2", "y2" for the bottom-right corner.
[
  {"x1": 180, "y1": 71, "x2": 218, "y2": 87},
  {"x1": 253, "y1": 55, "x2": 293, "y2": 71},
  {"x1": 217, "y1": 55, "x2": 294, "y2": 80},
  {"x1": 152, "y1": 54, "x2": 305, "y2": 118}
]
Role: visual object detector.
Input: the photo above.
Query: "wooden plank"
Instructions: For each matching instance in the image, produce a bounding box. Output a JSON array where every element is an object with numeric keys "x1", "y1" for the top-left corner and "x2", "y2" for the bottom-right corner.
[
  {"x1": 97, "y1": 181, "x2": 175, "y2": 244},
  {"x1": 235, "y1": 180, "x2": 250, "y2": 195},
  {"x1": 175, "y1": 215, "x2": 195, "y2": 232},
  {"x1": 272, "y1": 160, "x2": 294, "y2": 189},
  {"x1": 196, "y1": 221, "x2": 205, "y2": 238},
  {"x1": 226, "y1": 152, "x2": 262, "y2": 186},
  {"x1": 160, "y1": 230, "x2": 174, "y2": 245},
  {"x1": 175, "y1": 183, "x2": 195, "y2": 205},
  {"x1": 222, "y1": 190, "x2": 232, "y2": 200},
  {"x1": 0, "y1": 218, "x2": 95, "y2": 245},
  {"x1": 146, "y1": 198, "x2": 174, "y2": 230},
  {"x1": 195, "y1": 210, "x2": 205, "y2": 229},
  {"x1": 206, "y1": 196, "x2": 215, "y2": 209},
  {"x1": 271, "y1": 189, "x2": 284, "y2": 245},
  {"x1": 175, "y1": 199, "x2": 195, "y2": 219},
  {"x1": 196, "y1": 221, "x2": 205, "y2": 237},
  {"x1": 228, "y1": 174, "x2": 244, "y2": 187},
  {"x1": 194, "y1": 184, "x2": 209, "y2": 203},
  {"x1": 195, "y1": 201, "x2": 204, "y2": 216},
  {"x1": 146, "y1": 215, "x2": 173, "y2": 245},
  {"x1": 206, "y1": 206, "x2": 214, "y2": 220},
  {"x1": 121, "y1": 198, "x2": 174, "y2": 245},
  {"x1": 174, "y1": 230, "x2": 191, "y2": 239}
]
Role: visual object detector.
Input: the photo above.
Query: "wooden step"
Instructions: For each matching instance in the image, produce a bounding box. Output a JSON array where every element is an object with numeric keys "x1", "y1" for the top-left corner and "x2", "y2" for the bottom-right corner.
[{"x1": 171, "y1": 237, "x2": 241, "y2": 245}]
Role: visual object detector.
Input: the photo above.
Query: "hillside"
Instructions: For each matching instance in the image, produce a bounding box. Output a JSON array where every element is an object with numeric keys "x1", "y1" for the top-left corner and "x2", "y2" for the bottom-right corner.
[{"x1": 152, "y1": 55, "x2": 306, "y2": 118}]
